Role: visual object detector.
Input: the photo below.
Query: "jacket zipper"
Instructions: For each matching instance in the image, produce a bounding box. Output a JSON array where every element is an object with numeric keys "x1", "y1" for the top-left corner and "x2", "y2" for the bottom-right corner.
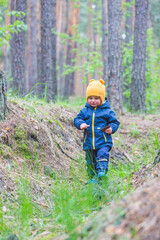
[
  {"x1": 92, "y1": 107, "x2": 96, "y2": 149},
  {"x1": 103, "y1": 133, "x2": 107, "y2": 142}
]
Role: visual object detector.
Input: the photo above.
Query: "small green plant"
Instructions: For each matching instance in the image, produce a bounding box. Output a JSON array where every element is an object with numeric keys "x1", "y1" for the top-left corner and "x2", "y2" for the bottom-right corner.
[
  {"x1": 0, "y1": 1, "x2": 27, "y2": 54},
  {"x1": 129, "y1": 123, "x2": 140, "y2": 137},
  {"x1": 152, "y1": 130, "x2": 160, "y2": 149},
  {"x1": 16, "y1": 178, "x2": 33, "y2": 225}
]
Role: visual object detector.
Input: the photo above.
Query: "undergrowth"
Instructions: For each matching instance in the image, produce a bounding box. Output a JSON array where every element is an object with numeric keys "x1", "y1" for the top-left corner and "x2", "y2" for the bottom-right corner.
[
  {"x1": 0, "y1": 128, "x2": 159, "y2": 240},
  {"x1": 0, "y1": 97, "x2": 159, "y2": 239}
]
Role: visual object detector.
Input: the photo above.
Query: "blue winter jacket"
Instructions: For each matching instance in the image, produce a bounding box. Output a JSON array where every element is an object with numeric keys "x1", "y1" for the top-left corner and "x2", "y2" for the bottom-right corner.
[{"x1": 74, "y1": 98, "x2": 120, "y2": 150}]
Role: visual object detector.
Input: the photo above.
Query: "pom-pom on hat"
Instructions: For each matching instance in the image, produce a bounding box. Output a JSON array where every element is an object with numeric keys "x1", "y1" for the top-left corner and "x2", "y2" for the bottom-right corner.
[{"x1": 86, "y1": 79, "x2": 105, "y2": 105}]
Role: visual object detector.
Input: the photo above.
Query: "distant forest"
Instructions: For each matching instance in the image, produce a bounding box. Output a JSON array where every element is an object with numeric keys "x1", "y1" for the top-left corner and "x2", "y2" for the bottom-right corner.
[{"x1": 0, "y1": 0, "x2": 160, "y2": 113}]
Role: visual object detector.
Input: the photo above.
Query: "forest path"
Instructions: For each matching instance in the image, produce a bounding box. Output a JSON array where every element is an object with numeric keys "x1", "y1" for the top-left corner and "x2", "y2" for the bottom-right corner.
[
  {"x1": 73, "y1": 114, "x2": 160, "y2": 240},
  {"x1": 0, "y1": 100, "x2": 160, "y2": 240}
]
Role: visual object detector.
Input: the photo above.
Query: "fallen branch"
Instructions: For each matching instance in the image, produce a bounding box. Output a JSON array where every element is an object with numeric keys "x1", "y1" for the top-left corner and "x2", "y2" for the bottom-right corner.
[
  {"x1": 123, "y1": 152, "x2": 134, "y2": 164},
  {"x1": 54, "y1": 140, "x2": 79, "y2": 162}
]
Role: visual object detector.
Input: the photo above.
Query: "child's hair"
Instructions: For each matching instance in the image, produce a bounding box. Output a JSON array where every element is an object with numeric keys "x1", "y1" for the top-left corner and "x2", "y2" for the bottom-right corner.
[{"x1": 86, "y1": 79, "x2": 105, "y2": 105}]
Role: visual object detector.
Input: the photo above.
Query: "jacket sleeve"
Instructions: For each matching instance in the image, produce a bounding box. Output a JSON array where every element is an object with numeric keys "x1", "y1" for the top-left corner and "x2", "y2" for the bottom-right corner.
[
  {"x1": 108, "y1": 110, "x2": 120, "y2": 134},
  {"x1": 74, "y1": 109, "x2": 86, "y2": 130}
]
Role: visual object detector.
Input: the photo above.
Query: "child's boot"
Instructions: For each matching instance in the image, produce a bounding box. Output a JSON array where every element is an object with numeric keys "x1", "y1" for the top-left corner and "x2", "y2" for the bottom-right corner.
[
  {"x1": 97, "y1": 170, "x2": 106, "y2": 178},
  {"x1": 87, "y1": 178, "x2": 99, "y2": 184},
  {"x1": 96, "y1": 158, "x2": 108, "y2": 179}
]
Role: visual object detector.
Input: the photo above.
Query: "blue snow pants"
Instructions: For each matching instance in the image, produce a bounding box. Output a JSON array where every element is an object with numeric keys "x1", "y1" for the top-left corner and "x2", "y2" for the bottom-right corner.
[{"x1": 85, "y1": 146, "x2": 110, "y2": 179}]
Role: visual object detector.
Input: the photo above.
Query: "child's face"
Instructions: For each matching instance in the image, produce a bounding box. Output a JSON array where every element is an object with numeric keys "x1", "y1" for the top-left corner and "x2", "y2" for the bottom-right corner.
[{"x1": 88, "y1": 96, "x2": 101, "y2": 107}]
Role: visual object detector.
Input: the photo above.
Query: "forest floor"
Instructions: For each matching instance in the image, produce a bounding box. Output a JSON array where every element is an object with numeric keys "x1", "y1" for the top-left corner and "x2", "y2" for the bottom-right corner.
[{"x1": 0, "y1": 98, "x2": 160, "y2": 240}]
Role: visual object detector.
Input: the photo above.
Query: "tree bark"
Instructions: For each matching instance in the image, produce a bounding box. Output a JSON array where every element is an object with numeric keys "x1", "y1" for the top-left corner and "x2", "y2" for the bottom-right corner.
[
  {"x1": 27, "y1": 0, "x2": 38, "y2": 94},
  {"x1": 69, "y1": 1, "x2": 80, "y2": 96},
  {"x1": 10, "y1": 0, "x2": 16, "y2": 90},
  {"x1": 131, "y1": 0, "x2": 148, "y2": 112},
  {"x1": 41, "y1": 0, "x2": 52, "y2": 101},
  {"x1": 36, "y1": 1, "x2": 41, "y2": 95},
  {"x1": 0, "y1": 70, "x2": 7, "y2": 121},
  {"x1": 102, "y1": 0, "x2": 108, "y2": 85},
  {"x1": 64, "y1": 0, "x2": 78, "y2": 98},
  {"x1": 123, "y1": 0, "x2": 134, "y2": 104},
  {"x1": 51, "y1": 0, "x2": 57, "y2": 99},
  {"x1": 58, "y1": 0, "x2": 68, "y2": 97},
  {"x1": 12, "y1": 0, "x2": 27, "y2": 96},
  {"x1": 108, "y1": 0, "x2": 123, "y2": 113},
  {"x1": 64, "y1": 34, "x2": 72, "y2": 98}
]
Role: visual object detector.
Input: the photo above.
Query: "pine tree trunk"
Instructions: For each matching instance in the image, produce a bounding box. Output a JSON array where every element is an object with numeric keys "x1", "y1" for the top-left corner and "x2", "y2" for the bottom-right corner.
[
  {"x1": 41, "y1": 0, "x2": 52, "y2": 101},
  {"x1": 108, "y1": 0, "x2": 123, "y2": 113},
  {"x1": 0, "y1": 70, "x2": 7, "y2": 121},
  {"x1": 58, "y1": 0, "x2": 68, "y2": 97},
  {"x1": 10, "y1": 0, "x2": 16, "y2": 90},
  {"x1": 64, "y1": 0, "x2": 74, "y2": 98},
  {"x1": 131, "y1": 0, "x2": 148, "y2": 112},
  {"x1": 36, "y1": 1, "x2": 41, "y2": 95},
  {"x1": 69, "y1": 1, "x2": 80, "y2": 96},
  {"x1": 12, "y1": 0, "x2": 27, "y2": 96},
  {"x1": 102, "y1": 0, "x2": 108, "y2": 85},
  {"x1": 64, "y1": 35, "x2": 72, "y2": 98},
  {"x1": 9, "y1": 0, "x2": 15, "y2": 90},
  {"x1": 123, "y1": 0, "x2": 134, "y2": 104},
  {"x1": 27, "y1": 0, "x2": 38, "y2": 93},
  {"x1": 51, "y1": 0, "x2": 57, "y2": 99}
]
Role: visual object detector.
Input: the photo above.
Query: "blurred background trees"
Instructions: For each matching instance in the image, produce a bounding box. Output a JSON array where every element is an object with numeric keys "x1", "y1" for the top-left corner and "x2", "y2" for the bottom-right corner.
[
  {"x1": 0, "y1": 0, "x2": 160, "y2": 113},
  {"x1": 131, "y1": 0, "x2": 148, "y2": 112}
]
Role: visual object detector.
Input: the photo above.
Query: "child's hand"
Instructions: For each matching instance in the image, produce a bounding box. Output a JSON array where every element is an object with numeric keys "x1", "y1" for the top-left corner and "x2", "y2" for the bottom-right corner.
[
  {"x1": 80, "y1": 123, "x2": 90, "y2": 130},
  {"x1": 105, "y1": 127, "x2": 112, "y2": 134}
]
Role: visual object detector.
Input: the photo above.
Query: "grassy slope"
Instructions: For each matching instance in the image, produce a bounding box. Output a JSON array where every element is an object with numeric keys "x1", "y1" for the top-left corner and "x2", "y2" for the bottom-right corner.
[{"x1": 0, "y1": 97, "x2": 160, "y2": 240}]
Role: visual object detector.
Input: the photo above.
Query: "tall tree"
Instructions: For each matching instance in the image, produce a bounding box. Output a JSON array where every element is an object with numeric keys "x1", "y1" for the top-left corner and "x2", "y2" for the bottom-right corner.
[
  {"x1": 102, "y1": 0, "x2": 108, "y2": 85},
  {"x1": 85, "y1": 0, "x2": 93, "y2": 84},
  {"x1": 12, "y1": 0, "x2": 27, "y2": 96},
  {"x1": 108, "y1": 0, "x2": 123, "y2": 113},
  {"x1": 51, "y1": 0, "x2": 57, "y2": 99},
  {"x1": 41, "y1": 0, "x2": 52, "y2": 101},
  {"x1": 123, "y1": 0, "x2": 134, "y2": 105},
  {"x1": 10, "y1": 0, "x2": 16, "y2": 89},
  {"x1": 36, "y1": 1, "x2": 41, "y2": 94},
  {"x1": 131, "y1": 0, "x2": 148, "y2": 112},
  {"x1": 58, "y1": 0, "x2": 68, "y2": 97},
  {"x1": 63, "y1": 33, "x2": 72, "y2": 98},
  {"x1": 69, "y1": 1, "x2": 80, "y2": 96},
  {"x1": 64, "y1": 0, "x2": 79, "y2": 97},
  {"x1": 27, "y1": 0, "x2": 38, "y2": 93}
]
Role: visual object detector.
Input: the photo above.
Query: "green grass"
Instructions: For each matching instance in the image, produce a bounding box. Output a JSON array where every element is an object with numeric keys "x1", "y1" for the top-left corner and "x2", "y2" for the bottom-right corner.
[
  {"x1": 0, "y1": 155, "x2": 146, "y2": 239},
  {"x1": 129, "y1": 123, "x2": 141, "y2": 138},
  {"x1": 0, "y1": 127, "x2": 159, "y2": 239},
  {"x1": 1, "y1": 96, "x2": 159, "y2": 239}
]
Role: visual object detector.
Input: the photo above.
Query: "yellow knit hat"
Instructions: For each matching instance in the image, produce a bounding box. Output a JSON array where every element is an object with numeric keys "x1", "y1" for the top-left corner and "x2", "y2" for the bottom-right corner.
[{"x1": 86, "y1": 79, "x2": 105, "y2": 104}]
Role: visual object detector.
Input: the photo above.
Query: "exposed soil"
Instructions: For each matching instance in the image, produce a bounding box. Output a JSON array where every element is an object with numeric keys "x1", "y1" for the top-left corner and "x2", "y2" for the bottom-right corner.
[{"x1": 0, "y1": 100, "x2": 160, "y2": 239}]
